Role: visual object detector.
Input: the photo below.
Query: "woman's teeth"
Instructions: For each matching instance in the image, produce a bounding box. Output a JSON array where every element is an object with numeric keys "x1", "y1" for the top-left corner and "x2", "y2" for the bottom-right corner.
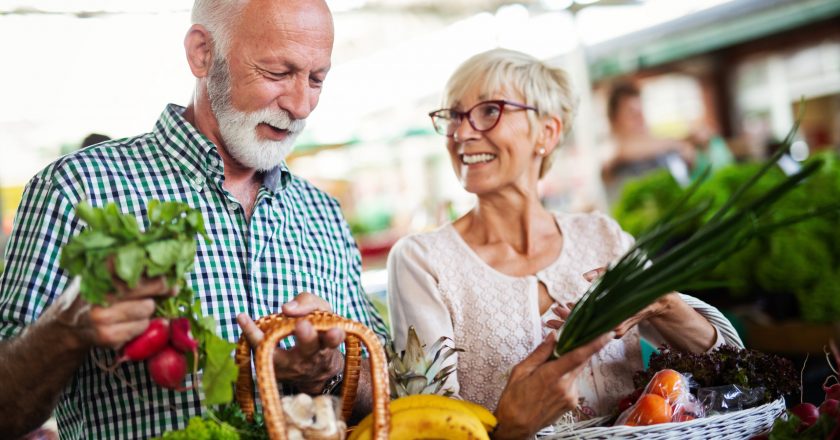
[{"x1": 461, "y1": 153, "x2": 496, "y2": 165}]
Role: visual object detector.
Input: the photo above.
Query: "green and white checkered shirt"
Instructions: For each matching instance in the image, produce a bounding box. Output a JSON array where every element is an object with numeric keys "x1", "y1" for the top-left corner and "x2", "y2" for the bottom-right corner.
[{"x1": 0, "y1": 104, "x2": 389, "y2": 439}]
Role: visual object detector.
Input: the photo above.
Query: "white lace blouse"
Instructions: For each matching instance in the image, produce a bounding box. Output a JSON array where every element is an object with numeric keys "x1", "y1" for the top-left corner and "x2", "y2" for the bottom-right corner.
[{"x1": 386, "y1": 212, "x2": 741, "y2": 415}]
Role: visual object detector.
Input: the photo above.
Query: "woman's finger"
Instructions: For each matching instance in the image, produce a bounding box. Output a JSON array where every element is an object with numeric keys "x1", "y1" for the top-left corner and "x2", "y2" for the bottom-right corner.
[
  {"x1": 545, "y1": 319, "x2": 564, "y2": 329},
  {"x1": 582, "y1": 267, "x2": 606, "y2": 282}
]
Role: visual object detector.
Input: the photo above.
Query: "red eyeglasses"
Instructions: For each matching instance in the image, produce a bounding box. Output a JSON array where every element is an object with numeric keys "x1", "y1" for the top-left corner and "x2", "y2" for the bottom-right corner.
[{"x1": 428, "y1": 100, "x2": 538, "y2": 137}]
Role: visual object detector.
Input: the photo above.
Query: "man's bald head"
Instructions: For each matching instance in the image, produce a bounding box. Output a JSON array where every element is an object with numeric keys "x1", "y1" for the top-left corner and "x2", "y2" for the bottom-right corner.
[{"x1": 192, "y1": 0, "x2": 333, "y2": 60}]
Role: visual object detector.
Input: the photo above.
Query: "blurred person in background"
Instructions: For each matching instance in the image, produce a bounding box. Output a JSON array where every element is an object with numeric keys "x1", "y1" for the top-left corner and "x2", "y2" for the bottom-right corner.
[
  {"x1": 387, "y1": 48, "x2": 741, "y2": 438},
  {"x1": 601, "y1": 81, "x2": 695, "y2": 204},
  {"x1": 0, "y1": 0, "x2": 389, "y2": 438},
  {"x1": 80, "y1": 133, "x2": 112, "y2": 149}
]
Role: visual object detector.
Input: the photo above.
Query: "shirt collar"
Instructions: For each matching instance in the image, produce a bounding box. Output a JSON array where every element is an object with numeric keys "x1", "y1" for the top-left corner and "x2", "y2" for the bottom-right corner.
[{"x1": 153, "y1": 104, "x2": 291, "y2": 194}]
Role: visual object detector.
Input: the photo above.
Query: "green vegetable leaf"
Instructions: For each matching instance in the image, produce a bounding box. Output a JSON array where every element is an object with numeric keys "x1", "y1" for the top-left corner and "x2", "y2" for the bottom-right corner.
[
  {"x1": 202, "y1": 333, "x2": 238, "y2": 406},
  {"x1": 146, "y1": 239, "x2": 183, "y2": 268},
  {"x1": 555, "y1": 113, "x2": 840, "y2": 357},
  {"x1": 115, "y1": 245, "x2": 146, "y2": 287}
]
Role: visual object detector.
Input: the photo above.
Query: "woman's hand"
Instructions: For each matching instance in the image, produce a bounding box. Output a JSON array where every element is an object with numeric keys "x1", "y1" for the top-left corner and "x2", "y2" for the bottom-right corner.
[
  {"x1": 492, "y1": 332, "x2": 612, "y2": 439},
  {"x1": 548, "y1": 268, "x2": 675, "y2": 339},
  {"x1": 552, "y1": 267, "x2": 716, "y2": 351}
]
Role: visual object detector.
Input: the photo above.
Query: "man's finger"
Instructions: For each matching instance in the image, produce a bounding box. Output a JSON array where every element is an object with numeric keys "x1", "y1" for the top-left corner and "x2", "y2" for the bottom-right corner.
[
  {"x1": 282, "y1": 292, "x2": 333, "y2": 317},
  {"x1": 319, "y1": 328, "x2": 345, "y2": 349},
  {"x1": 291, "y1": 320, "x2": 321, "y2": 358},
  {"x1": 89, "y1": 298, "x2": 156, "y2": 325},
  {"x1": 93, "y1": 320, "x2": 152, "y2": 349},
  {"x1": 237, "y1": 313, "x2": 265, "y2": 349},
  {"x1": 116, "y1": 276, "x2": 171, "y2": 299}
]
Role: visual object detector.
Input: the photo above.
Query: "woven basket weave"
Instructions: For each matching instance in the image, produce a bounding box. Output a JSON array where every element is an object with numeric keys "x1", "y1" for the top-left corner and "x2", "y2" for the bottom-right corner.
[
  {"x1": 234, "y1": 312, "x2": 391, "y2": 440},
  {"x1": 540, "y1": 397, "x2": 786, "y2": 440}
]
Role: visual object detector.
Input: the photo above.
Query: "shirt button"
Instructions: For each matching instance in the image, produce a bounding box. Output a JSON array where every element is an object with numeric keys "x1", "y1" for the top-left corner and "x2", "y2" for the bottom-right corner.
[
  {"x1": 193, "y1": 176, "x2": 205, "y2": 187},
  {"x1": 228, "y1": 203, "x2": 238, "y2": 212}
]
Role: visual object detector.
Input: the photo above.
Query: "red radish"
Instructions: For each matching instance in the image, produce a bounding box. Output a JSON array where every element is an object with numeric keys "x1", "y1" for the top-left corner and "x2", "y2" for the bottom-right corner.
[
  {"x1": 170, "y1": 317, "x2": 198, "y2": 353},
  {"x1": 820, "y1": 399, "x2": 840, "y2": 418},
  {"x1": 148, "y1": 346, "x2": 187, "y2": 389},
  {"x1": 791, "y1": 402, "x2": 819, "y2": 429},
  {"x1": 105, "y1": 318, "x2": 169, "y2": 372},
  {"x1": 825, "y1": 382, "x2": 840, "y2": 401}
]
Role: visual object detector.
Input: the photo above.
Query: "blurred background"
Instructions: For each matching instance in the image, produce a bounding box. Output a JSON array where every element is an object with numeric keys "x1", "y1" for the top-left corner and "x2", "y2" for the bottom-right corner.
[{"x1": 1, "y1": 0, "x2": 839, "y2": 405}]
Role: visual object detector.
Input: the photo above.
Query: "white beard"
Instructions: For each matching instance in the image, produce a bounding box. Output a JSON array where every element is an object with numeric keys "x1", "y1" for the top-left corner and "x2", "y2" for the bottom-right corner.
[
  {"x1": 214, "y1": 105, "x2": 306, "y2": 171},
  {"x1": 207, "y1": 56, "x2": 306, "y2": 171}
]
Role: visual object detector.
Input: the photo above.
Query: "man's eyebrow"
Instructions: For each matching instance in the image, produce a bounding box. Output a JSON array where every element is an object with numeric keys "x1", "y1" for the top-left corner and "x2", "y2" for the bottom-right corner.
[{"x1": 256, "y1": 59, "x2": 330, "y2": 74}]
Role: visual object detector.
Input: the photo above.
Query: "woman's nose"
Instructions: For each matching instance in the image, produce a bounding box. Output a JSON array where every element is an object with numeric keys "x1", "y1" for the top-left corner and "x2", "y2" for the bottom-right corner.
[{"x1": 452, "y1": 116, "x2": 476, "y2": 143}]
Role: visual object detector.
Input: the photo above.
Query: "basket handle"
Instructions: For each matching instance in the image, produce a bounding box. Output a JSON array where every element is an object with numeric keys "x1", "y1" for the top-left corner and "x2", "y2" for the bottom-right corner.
[{"x1": 234, "y1": 312, "x2": 390, "y2": 440}]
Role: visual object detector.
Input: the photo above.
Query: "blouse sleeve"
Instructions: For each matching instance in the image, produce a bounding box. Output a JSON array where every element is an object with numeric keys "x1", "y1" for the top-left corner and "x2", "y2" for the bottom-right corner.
[{"x1": 386, "y1": 235, "x2": 460, "y2": 394}]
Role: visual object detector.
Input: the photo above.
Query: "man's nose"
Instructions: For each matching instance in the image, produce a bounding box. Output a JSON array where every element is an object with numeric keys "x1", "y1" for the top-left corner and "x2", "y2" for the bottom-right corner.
[{"x1": 280, "y1": 76, "x2": 314, "y2": 120}]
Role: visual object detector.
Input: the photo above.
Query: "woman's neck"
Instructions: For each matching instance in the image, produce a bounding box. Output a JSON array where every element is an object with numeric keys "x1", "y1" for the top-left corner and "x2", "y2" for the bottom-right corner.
[{"x1": 460, "y1": 189, "x2": 557, "y2": 256}]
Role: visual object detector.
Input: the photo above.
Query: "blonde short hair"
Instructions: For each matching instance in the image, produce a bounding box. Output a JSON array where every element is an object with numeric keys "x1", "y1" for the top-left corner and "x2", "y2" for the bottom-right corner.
[{"x1": 442, "y1": 48, "x2": 578, "y2": 178}]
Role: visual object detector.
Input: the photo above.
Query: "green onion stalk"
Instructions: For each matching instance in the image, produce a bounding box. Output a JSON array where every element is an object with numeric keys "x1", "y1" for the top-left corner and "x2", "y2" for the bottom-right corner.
[{"x1": 553, "y1": 111, "x2": 840, "y2": 358}]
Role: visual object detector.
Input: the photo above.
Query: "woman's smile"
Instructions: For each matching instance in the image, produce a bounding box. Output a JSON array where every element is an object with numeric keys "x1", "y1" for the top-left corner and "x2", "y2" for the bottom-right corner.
[{"x1": 460, "y1": 152, "x2": 498, "y2": 166}]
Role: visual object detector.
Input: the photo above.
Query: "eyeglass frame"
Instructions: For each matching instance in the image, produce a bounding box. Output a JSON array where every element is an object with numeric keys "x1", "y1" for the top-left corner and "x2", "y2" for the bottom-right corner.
[{"x1": 428, "y1": 99, "x2": 539, "y2": 137}]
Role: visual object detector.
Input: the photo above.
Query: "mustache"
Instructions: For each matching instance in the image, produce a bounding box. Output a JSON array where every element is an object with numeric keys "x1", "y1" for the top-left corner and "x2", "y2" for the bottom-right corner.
[{"x1": 255, "y1": 107, "x2": 307, "y2": 133}]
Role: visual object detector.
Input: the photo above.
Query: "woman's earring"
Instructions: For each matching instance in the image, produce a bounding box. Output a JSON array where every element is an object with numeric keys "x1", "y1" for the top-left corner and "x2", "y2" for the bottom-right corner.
[{"x1": 538, "y1": 147, "x2": 546, "y2": 156}]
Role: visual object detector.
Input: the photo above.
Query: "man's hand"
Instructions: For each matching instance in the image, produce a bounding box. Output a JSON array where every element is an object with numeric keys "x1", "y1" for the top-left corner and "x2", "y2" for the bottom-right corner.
[
  {"x1": 237, "y1": 292, "x2": 345, "y2": 395},
  {"x1": 493, "y1": 332, "x2": 612, "y2": 439},
  {"x1": 53, "y1": 268, "x2": 176, "y2": 351}
]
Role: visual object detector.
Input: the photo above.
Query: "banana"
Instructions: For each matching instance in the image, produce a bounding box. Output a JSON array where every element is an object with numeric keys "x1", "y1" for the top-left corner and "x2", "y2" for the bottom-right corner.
[
  {"x1": 347, "y1": 394, "x2": 496, "y2": 440},
  {"x1": 389, "y1": 394, "x2": 470, "y2": 414},
  {"x1": 347, "y1": 413, "x2": 374, "y2": 440},
  {"x1": 388, "y1": 406, "x2": 489, "y2": 440},
  {"x1": 389, "y1": 394, "x2": 497, "y2": 432},
  {"x1": 349, "y1": 396, "x2": 490, "y2": 440},
  {"x1": 454, "y1": 399, "x2": 497, "y2": 432}
]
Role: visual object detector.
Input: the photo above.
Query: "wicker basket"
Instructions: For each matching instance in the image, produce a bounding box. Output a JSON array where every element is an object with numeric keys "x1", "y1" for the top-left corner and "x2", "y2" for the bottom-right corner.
[
  {"x1": 540, "y1": 397, "x2": 786, "y2": 440},
  {"x1": 234, "y1": 312, "x2": 391, "y2": 440}
]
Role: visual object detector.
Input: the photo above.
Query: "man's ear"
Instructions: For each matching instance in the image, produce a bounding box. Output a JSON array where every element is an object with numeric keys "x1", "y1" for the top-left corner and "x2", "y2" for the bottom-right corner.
[{"x1": 184, "y1": 24, "x2": 214, "y2": 78}]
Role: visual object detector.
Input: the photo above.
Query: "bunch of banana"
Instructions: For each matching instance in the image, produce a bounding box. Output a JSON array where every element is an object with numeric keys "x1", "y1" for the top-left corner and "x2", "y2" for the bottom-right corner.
[{"x1": 348, "y1": 394, "x2": 497, "y2": 440}]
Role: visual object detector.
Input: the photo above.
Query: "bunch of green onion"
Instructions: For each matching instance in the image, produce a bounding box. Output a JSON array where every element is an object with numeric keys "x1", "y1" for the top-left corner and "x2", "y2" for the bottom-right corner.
[{"x1": 554, "y1": 115, "x2": 840, "y2": 357}]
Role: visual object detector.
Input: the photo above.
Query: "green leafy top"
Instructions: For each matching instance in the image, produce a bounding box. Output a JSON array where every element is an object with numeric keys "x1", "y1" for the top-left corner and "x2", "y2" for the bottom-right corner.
[
  {"x1": 60, "y1": 200, "x2": 209, "y2": 305},
  {"x1": 59, "y1": 200, "x2": 237, "y2": 407},
  {"x1": 554, "y1": 113, "x2": 840, "y2": 357}
]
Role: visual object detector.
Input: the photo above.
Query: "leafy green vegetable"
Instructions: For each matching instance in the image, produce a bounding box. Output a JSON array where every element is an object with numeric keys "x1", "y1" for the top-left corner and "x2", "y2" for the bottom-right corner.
[
  {"x1": 612, "y1": 151, "x2": 840, "y2": 321},
  {"x1": 211, "y1": 403, "x2": 270, "y2": 440},
  {"x1": 60, "y1": 200, "x2": 208, "y2": 305},
  {"x1": 633, "y1": 345, "x2": 799, "y2": 403},
  {"x1": 154, "y1": 416, "x2": 240, "y2": 440},
  {"x1": 555, "y1": 116, "x2": 840, "y2": 356},
  {"x1": 202, "y1": 334, "x2": 239, "y2": 406},
  {"x1": 768, "y1": 413, "x2": 838, "y2": 440},
  {"x1": 59, "y1": 200, "x2": 237, "y2": 408}
]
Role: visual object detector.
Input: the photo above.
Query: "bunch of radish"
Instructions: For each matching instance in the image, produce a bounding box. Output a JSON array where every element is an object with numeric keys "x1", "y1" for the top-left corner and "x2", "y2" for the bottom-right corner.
[
  {"x1": 753, "y1": 343, "x2": 840, "y2": 439},
  {"x1": 108, "y1": 317, "x2": 199, "y2": 390}
]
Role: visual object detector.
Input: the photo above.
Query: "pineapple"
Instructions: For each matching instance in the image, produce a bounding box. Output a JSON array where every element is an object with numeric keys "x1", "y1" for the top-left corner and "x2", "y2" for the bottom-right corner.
[{"x1": 386, "y1": 326, "x2": 463, "y2": 398}]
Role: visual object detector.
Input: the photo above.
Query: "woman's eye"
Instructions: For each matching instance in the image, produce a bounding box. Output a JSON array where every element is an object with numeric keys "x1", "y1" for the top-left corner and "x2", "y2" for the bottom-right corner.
[{"x1": 480, "y1": 105, "x2": 500, "y2": 118}]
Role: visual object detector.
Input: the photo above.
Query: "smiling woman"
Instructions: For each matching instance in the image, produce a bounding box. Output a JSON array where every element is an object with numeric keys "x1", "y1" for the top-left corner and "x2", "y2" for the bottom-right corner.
[{"x1": 386, "y1": 47, "x2": 741, "y2": 440}]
